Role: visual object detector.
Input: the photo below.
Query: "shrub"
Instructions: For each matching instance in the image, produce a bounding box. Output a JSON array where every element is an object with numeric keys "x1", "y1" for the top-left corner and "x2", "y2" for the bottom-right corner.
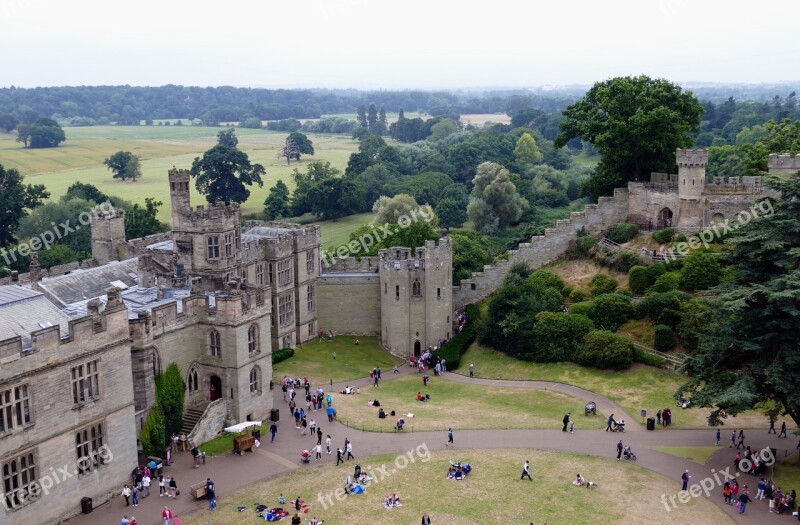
[
  {"x1": 577, "y1": 235, "x2": 598, "y2": 255},
  {"x1": 675, "y1": 233, "x2": 687, "y2": 242},
  {"x1": 676, "y1": 299, "x2": 713, "y2": 352},
  {"x1": 562, "y1": 285, "x2": 574, "y2": 298},
  {"x1": 531, "y1": 312, "x2": 595, "y2": 362},
  {"x1": 579, "y1": 331, "x2": 633, "y2": 370},
  {"x1": 652, "y1": 227, "x2": 675, "y2": 244},
  {"x1": 569, "y1": 289, "x2": 586, "y2": 302},
  {"x1": 604, "y1": 223, "x2": 639, "y2": 244},
  {"x1": 589, "y1": 274, "x2": 618, "y2": 297},
  {"x1": 155, "y1": 364, "x2": 185, "y2": 443},
  {"x1": 569, "y1": 302, "x2": 594, "y2": 318},
  {"x1": 636, "y1": 292, "x2": 681, "y2": 322},
  {"x1": 653, "y1": 324, "x2": 675, "y2": 352},
  {"x1": 644, "y1": 262, "x2": 666, "y2": 284},
  {"x1": 528, "y1": 270, "x2": 566, "y2": 294},
  {"x1": 632, "y1": 346, "x2": 667, "y2": 368},
  {"x1": 437, "y1": 304, "x2": 481, "y2": 369},
  {"x1": 648, "y1": 272, "x2": 679, "y2": 293},
  {"x1": 589, "y1": 293, "x2": 632, "y2": 331},
  {"x1": 628, "y1": 266, "x2": 650, "y2": 295},
  {"x1": 679, "y1": 251, "x2": 721, "y2": 290},
  {"x1": 272, "y1": 347, "x2": 295, "y2": 364},
  {"x1": 140, "y1": 403, "x2": 166, "y2": 458}
]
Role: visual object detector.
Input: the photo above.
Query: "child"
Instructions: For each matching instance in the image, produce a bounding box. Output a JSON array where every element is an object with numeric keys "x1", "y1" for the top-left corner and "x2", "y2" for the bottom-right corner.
[
  {"x1": 279, "y1": 494, "x2": 286, "y2": 505},
  {"x1": 569, "y1": 421, "x2": 575, "y2": 433}
]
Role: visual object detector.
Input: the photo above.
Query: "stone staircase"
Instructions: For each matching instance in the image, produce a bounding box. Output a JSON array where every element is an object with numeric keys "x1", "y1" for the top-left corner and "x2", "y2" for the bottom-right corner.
[{"x1": 181, "y1": 405, "x2": 207, "y2": 435}]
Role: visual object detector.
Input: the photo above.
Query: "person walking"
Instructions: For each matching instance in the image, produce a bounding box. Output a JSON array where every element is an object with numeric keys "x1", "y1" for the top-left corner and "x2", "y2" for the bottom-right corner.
[
  {"x1": 142, "y1": 474, "x2": 151, "y2": 497},
  {"x1": 562, "y1": 413, "x2": 570, "y2": 432},
  {"x1": 168, "y1": 477, "x2": 177, "y2": 498},
  {"x1": 521, "y1": 460, "x2": 532, "y2": 481},
  {"x1": 779, "y1": 421, "x2": 788, "y2": 438},
  {"x1": 716, "y1": 428, "x2": 721, "y2": 446},
  {"x1": 207, "y1": 485, "x2": 217, "y2": 510},
  {"x1": 161, "y1": 506, "x2": 173, "y2": 525},
  {"x1": 769, "y1": 416, "x2": 777, "y2": 434},
  {"x1": 616, "y1": 440, "x2": 623, "y2": 460},
  {"x1": 469, "y1": 363, "x2": 474, "y2": 378},
  {"x1": 737, "y1": 490, "x2": 751, "y2": 513},
  {"x1": 131, "y1": 486, "x2": 139, "y2": 507},
  {"x1": 270, "y1": 422, "x2": 278, "y2": 443},
  {"x1": 757, "y1": 478, "x2": 767, "y2": 500},
  {"x1": 159, "y1": 476, "x2": 166, "y2": 496},
  {"x1": 326, "y1": 435, "x2": 332, "y2": 455},
  {"x1": 336, "y1": 448, "x2": 344, "y2": 466},
  {"x1": 122, "y1": 485, "x2": 131, "y2": 507},
  {"x1": 314, "y1": 443, "x2": 322, "y2": 461},
  {"x1": 309, "y1": 419, "x2": 316, "y2": 437},
  {"x1": 317, "y1": 427, "x2": 323, "y2": 445},
  {"x1": 421, "y1": 513, "x2": 432, "y2": 525},
  {"x1": 737, "y1": 430, "x2": 745, "y2": 449},
  {"x1": 346, "y1": 441, "x2": 354, "y2": 460},
  {"x1": 681, "y1": 470, "x2": 690, "y2": 492},
  {"x1": 606, "y1": 414, "x2": 615, "y2": 432},
  {"x1": 656, "y1": 410, "x2": 662, "y2": 426},
  {"x1": 447, "y1": 428, "x2": 454, "y2": 447},
  {"x1": 730, "y1": 430, "x2": 736, "y2": 448}
]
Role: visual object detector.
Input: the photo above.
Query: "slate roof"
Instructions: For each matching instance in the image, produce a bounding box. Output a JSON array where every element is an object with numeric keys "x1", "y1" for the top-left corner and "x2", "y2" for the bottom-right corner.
[
  {"x1": 0, "y1": 286, "x2": 70, "y2": 347},
  {"x1": 37, "y1": 259, "x2": 139, "y2": 306}
]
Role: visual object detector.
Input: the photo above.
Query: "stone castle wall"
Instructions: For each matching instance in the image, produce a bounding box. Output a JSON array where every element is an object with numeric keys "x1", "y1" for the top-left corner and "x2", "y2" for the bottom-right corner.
[
  {"x1": 452, "y1": 188, "x2": 630, "y2": 309},
  {"x1": 316, "y1": 274, "x2": 381, "y2": 335}
]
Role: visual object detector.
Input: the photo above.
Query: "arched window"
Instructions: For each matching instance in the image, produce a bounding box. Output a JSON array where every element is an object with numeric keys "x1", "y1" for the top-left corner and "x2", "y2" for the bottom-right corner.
[
  {"x1": 249, "y1": 366, "x2": 261, "y2": 394},
  {"x1": 208, "y1": 329, "x2": 221, "y2": 357},
  {"x1": 187, "y1": 367, "x2": 199, "y2": 393},
  {"x1": 412, "y1": 280, "x2": 421, "y2": 297},
  {"x1": 248, "y1": 324, "x2": 259, "y2": 354}
]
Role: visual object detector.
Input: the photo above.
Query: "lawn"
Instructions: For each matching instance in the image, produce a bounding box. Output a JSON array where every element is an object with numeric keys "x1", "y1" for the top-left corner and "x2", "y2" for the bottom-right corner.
[
  {"x1": 650, "y1": 446, "x2": 720, "y2": 464},
  {"x1": 0, "y1": 127, "x2": 361, "y2": 220},
  {"x1": 335, "y1": 375, "x2": 603, "y2": 432},
  {"x1": 772, "y1": 454, "x2": 800, "y2": 494},
  {"x1": 179, "y1": 449, "x2": 733, "y2": 525},
  {"x1": 316, "y1": 212, "x2": 375, "y2": 251},
  {"x1": 272, "y1": 336, "x2": 401, "y2": 386},
  {"x1": 457, "y1": 343, "x2": 768, "y2": 430}
]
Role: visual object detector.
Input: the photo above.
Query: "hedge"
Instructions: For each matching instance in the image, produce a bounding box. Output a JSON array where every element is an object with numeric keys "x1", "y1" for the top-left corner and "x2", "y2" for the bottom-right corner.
[
  {"x1": 628, "y1": 265, "x2": 650, "y2": 295},
  {"x1": 436, "y1": 303, "x2": 482, "y2": 370},
  {"x1": 604, "y1": 222, "x2": 639, "y2": 244},
  {"x1": 653, "y1": 324, "x2": 675, "y2": 352},
  {"x1": 589, "y1": 293, "x2": 632, "y2": 331},
  {"x1": 632, "y1": 346, "x2": 667, "y2": 368},
  {"x1": 272, "y1": 347, "x2": 295, "y2": 365},
  {"x1": 589, "y1": 274, "x2": 618, "y2": 297},
  {"x1": 531, "y1": 312, "x2": 595, "y2": 362},
  {"x1": 652, "y1": 227, "x2": 675, "y2": 244},
  {"x1": 579, "y1": 330, "x2": 633, "y2": 370}
]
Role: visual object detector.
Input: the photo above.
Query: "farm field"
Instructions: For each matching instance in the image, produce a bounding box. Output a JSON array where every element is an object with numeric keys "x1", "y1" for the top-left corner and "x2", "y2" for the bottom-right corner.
[{"x1": 0, "y1": 127, "x2": 361, "y2": 220}]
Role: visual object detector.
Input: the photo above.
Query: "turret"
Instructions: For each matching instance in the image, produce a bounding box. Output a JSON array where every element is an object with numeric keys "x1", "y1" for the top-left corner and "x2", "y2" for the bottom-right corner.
[
  {"x1": 677, "y1": 148, "x2": 707, "y2": 201},
  {"x1": 768, "y1": 153, "x2": 800, "y2": 175},
  {"x1": 168, "y1": 168, "x2": 192, "y2": 230},
  {"x1": 90, "y1": 208, "x2": 127, "y2": 264}
]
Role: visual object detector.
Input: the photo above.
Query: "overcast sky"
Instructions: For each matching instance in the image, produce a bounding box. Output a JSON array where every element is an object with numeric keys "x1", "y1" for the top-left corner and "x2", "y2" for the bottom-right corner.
[{"x1": 1, "y1": 0, "x2": 795, "y2": 89}]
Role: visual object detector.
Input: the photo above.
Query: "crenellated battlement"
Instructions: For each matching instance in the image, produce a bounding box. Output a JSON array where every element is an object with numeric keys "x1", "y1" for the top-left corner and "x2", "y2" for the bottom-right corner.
[
  {"x1": 768, "y1": 153, "x2": 800, "y2": 173},
  {"x1": 676, "y1": 148, "x2": 708, "y2": 167}
]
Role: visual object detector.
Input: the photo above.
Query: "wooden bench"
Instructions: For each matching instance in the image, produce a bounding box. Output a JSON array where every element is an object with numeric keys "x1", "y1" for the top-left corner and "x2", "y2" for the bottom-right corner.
[{"x1": 190, "y1": 482, "x2": 206, "y2": 499}]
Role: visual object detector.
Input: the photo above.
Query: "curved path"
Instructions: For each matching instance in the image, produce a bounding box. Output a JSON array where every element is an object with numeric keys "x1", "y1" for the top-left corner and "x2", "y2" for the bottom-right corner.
[{"x1": 70, "y1": 365, "x2": 792, "y2": 525}]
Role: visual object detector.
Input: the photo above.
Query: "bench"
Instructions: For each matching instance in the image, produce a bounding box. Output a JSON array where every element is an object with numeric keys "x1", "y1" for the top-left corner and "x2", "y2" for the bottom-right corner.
[{"x1": 190, "y1": 482, "x2": 206, "y2": 499}]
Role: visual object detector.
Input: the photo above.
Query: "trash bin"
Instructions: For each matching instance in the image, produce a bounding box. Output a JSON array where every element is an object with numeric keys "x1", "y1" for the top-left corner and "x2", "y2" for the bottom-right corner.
[
  {"x1": 584, "y1": 401, "x2": 596, "y2": 416},
  {"x1": 80, "y1": 496, "x2": 92, "y2": 514},
  {"x1": 252, "y1": 429, "x2": 261, "y2": 440},
  {"x1": 647, "y1": 417, "x2": 656, "y2": 431},
  {"x1": 270, "y1": 408, "x2": 279, "y2": 422}
]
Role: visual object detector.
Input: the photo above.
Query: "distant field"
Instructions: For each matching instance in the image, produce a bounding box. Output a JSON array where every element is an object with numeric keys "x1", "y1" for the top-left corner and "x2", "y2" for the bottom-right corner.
[
  {"x1": 460, "y1": 113, "x2": 511, "y2": 126},
  {"x1": 316, "y1": 212, "x2": 375, "y2": 250},
  {"x1": 0, "y1": 127, "x2": 361, "y2": 219},
  {"x1": 318, "y1": 111, "x2": 425, "y2": 123}
]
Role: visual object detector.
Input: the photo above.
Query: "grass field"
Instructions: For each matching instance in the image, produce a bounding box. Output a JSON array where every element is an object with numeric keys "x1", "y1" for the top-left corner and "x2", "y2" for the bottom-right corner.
[
  {"x1": 315, "y1": 212, "x2": 375, "y2": 251},
  {"x1": 0, "y1": 127, "x2": 361, "y2": 220},
  {"x1": 335, "y1": 375, "x2": 604, "y2": 432},
  {"x1": 457, "y1": 344, "x2": 768, "y2": 430},
  {"x1": 272, "y1": 336, "x2": 401, "y2": 386},
  {"x1": 772, "y1": 454, "x2": 800, "y2": 495},
  {"x1": 180, "y1": 449, "x2": 733, "y2": 525},
  {"x1": 650, "y1": 446, "x2": 720, "y2": 464}
]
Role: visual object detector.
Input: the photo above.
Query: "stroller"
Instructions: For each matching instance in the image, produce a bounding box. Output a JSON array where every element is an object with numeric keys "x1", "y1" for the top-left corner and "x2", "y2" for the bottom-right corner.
[
  {"x1": 622, "y1": 445, "x2": 636, "y2": 461},
  {"x1": 611, "y1": 419, "x2": 626, "y2": 433},
  {"x1": 300, "y1": 450, "x2": 311, "y2": 464}
]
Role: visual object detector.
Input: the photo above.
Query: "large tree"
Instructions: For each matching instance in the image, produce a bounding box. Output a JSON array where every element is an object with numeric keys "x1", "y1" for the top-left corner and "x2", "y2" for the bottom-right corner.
[
  {"x1": 191, "y1": 144, "x2": 265, "y2": 205},
  {"x1": 554, "y1": 75, "x2": 703, "y2": 199},
  {"x1": 264, "y1": 179, "x2": 291, "y2": 220},
  {"x1": 467, "y1": 162, "x2": 528, "y2": 234},
  {"x1": 17, "y1": 117, "x2": 66, "y2": 148},
  {"x1": 217, "y1": 127, "x2": 239, "y2": 148},
  {"x1": 0, "y1": 113, "x2": 18, "y2": 132},
  {"x1": 104, "y1": 151, "x2": 142, "y2": 181},
  {"x1": 125, "y1": 198, "x2": 169, "y2": 239},
  {"x1": 0, "y1": 163, "x2": 49, "y2": 248},
  {"x1": 678, "y1": 173, "x2": 800, "y2": 426}
]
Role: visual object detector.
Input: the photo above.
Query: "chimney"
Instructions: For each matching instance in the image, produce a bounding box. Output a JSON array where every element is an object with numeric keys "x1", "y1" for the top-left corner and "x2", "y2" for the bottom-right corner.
[
  {"x1": 87, "y1": 298, "x2": 101, "y2": 315},
  {"x1": 29, "y1": 252, "x2": 41, "y2": 282}
]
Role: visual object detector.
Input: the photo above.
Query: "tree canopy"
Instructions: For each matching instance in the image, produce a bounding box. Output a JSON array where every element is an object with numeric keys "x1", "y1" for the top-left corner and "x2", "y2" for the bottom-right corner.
[
  {"x1": 16, "y1": 117, "x2": 65, "y2": 148},
  {"x1": 104, "y1": 151, "x2": 142, "y2": 181},
  {"x1": 264, "y1": 179, "x2": 291, "y2": 220},
  {"x1": 555, "y1": 75, "x2": 703, "y2": 199},
  {"x1": 467, "y1": 162, "x2": 528, "y2": 234},
  {"x1": 190, "y1": 144, "x2": 265, "y2": 205},
  {"x1": 0, "y1": 164, "x2": 49, "y2": 248}
]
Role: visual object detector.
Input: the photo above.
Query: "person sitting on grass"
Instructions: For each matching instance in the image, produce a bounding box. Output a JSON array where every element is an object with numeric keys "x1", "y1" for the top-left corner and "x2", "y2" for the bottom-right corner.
[
  {"x1": 573, "y1": 474, "x2": 585, "y2": 486},
  {"x1": 416, "y1": 392, "x2": 430, "y2": 402}
]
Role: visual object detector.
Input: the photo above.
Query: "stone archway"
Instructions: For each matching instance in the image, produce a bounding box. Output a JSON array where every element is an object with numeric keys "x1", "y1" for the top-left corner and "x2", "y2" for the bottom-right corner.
[
  {"x1": 657, "y1": 207, "x2": 674, "y2": 229},
  {"x1": 209, "y1": 375, "x2": 222, "y2": 402}
]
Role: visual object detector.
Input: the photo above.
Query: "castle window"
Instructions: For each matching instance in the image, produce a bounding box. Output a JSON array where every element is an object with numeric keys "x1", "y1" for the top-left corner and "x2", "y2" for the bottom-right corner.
[
  {"x1": 248, "y1": 324, "x2": 259, "y2": 354},
  {"x1": 208, "y1": 330, "x2": 221, "y2": 357},
  {"x1": 75, "y1": 422, "x2": 105, "y2": 474},
  {"x1": 269, "y1": 264, "x2": 274, "y2": 284},
  {"x1": 224, "y1": 233, "x2": 233, "y2": 258},
  {"x1": 307, "y1": 284, "x2": 315, "y2": 313},
  {"x1": 188, "y1": 368, "x2": 199, "y2": 393},
  {"x1": 278, "y1": 260, "x2": 292, "y2": 286},
  {"x1": 306, "y1": 251, "x2": 315, "y2": 275},
  {"x1": 256, "y1": 264, "x2": 264, "y2": 285},
  {"x1": 396, "y1": 285, "x2": 400, "y2": 300},
  {"x1": 308, "y1": 322, "x2": 314, "y2": 337},
  {"x1": 0, "y1": 384, "x2": 32, "y2": 434},
  {"x1": 3, "y1": 451, "x2": 38, "y2": 509},
  {"x1": 384, "y1": 283, "x2": 387, "y2": 295},
  {"x1": 412, "y1": 280, "x2": 421, "y2": 297},
  {"x1": 437, "y1": 287, "x2": 441, "y2": 299},
  {"x1": 207, "y1": 236, "x2": 220, "y2": 259},
  {"x1": 249, "y1": 366, "x2": 261, "y2": 394},
  {"x1": 71, "y1": 360, "x2": 100, "y2": 405},
  {"x1": 278, "y1": 295, "x2": 294, "y2": 327}
]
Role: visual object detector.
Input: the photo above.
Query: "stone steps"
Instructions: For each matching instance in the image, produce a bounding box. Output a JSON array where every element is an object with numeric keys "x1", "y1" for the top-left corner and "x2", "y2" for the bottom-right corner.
[{"x1": 180, "y1": 406, "x2": 206, "y2": 435}]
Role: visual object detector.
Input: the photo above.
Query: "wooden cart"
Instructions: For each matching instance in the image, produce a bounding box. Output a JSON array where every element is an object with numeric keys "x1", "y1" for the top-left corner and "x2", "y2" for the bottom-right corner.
[{"x1": 233, "y1": 435, "x2": 255, "y2": 455}]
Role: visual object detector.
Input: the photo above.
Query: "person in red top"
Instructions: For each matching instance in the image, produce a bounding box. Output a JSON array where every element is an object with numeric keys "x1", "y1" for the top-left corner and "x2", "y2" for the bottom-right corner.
[{"x1": 161, "y1": 506, "x2": 173, "y2": 525}]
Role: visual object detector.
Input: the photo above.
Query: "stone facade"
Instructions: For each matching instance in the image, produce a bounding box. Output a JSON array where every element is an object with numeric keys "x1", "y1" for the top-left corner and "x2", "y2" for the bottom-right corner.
[{"x1": 0, "y1": 288, "x2": 138, "y2": 525}]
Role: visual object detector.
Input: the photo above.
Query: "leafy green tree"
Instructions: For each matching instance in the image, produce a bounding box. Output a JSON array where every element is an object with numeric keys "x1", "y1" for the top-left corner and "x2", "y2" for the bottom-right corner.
[
  {"x1": 290, "y1": 161, "x2": 340, "y2": 215},
  {"x1": 104, "y1": 151, "x2": 142, "y2": 181},
  {"x1": 531, "y1": 312, "x2": 595, "y2": 362},
  {"x1": 217, "y1": 128, "x2": 239, "y2": 147},
  {"x1": 0, "y1": 113, "x2": 17, "y2": 132},
  {"x1": 435, "y1": 198, "x2": 466, "y2": 231},
  {"x1": 372, "y1": 194, "x2": 425, "y2": 225},
  {"x1": 390, "y1": 172, "x2": 454, "y2": 207},
  {"x1": 579, "y1": 331, "x2": 633, "y2": 370},
  {"x1": 376, "y1": 107, "x2": 388, "y2": 136},
  {"x1": 125, "y1": 198, "x2": 169, "y2": 239},
  {"x1": 287, "y1": 132, "x2": 314, "y2": 156},
  {"x1": 139, "y1": 403, "x2": 166, "y2": 458},
  {"x1": 451, "y1": 232, "x2": 492, "y2": 282},
  {"x1": 678, "y1": 251, "x2": 721, "y2": 291},
  {"x1": 628, "y1": 266, "x2": 650, "y2": 295},
  {"x1": 467, "y1": 162, "x2": 528, "y2": 234},
  {"x1": 63, "y1": 182, "x2": 111, "y2": 204},
  {"x1": 588, "y1": 274, "x2": 618, "y2": 296},
  {"x1": 653, "y1": 324, "x2": 675, "y2": 352},
  {"x1": 428, "y1": 118, "x2": 459, "y2": 142},
  {"x1": 264, "y1": 179, "x2": 291, "y2": 220},
  {"x1": 240, "y1": 117, "x2": 263, "y2": 129},
  {"x1": 19, "y1": 117, "x2": 66, "y2": 148},
  {"x1": 555, "y1": 75, "x2": 703, "y2": 198},
  {"x1": 514, "y1": 132, "x2": 543, "y2": 168},
  {"x1": 740, "y1": 119, "x2": 800, "y2": 174},
  {"x1": 306, "y1": 177, "x2": 361, "y2": 220},
  {"x1": 156, "y1": 363, "x2": 185, "y2": 444},
  {"x1": 191, "y1": 144, "x2": 265, "y2": 205},
  {"x1": 37, "y1": 244, "x2": 79, "y2": 269},
  {"x1": 0, "y1": 164, "x2": 49, "y2": 248},
  {"x1": 347, "y1": 164, "x2": 393, "y2": 209},
  {"x1": 588, "y1": 293, "x2": 632, "y2": 331},
  {"x1": 19, "y1": 198, "x2": 94, "y2": 256},
  {"x1": 356, "y1": 105, "x2": 367, "y2": 128},
  {"x1": 367, "y1": 104, "x2": 378, "y2": 134}
]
